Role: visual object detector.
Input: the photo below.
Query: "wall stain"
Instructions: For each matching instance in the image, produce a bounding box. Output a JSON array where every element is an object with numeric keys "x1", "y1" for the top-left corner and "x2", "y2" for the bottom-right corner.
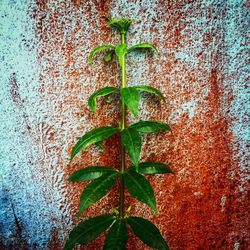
[{"x1": 9, "y1": 73, "x2": 23, "y2": 109}]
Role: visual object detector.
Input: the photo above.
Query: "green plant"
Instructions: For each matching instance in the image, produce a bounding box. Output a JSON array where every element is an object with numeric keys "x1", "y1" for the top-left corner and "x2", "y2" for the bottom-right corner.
[{"x1": 65, "y1": 17, "x2": 173, "y2": 250}]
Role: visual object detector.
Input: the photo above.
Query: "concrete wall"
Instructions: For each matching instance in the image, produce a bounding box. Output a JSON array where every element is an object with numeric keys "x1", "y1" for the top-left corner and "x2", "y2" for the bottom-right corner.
[{"x1": 0, "y1": 0, "x2": 249, "y2": 249}]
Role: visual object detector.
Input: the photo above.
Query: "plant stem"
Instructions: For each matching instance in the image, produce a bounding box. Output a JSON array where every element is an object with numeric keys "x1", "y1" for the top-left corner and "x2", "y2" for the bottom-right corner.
[{"x1": 119, "y1": 32, "x2": 127, "y2": 217}]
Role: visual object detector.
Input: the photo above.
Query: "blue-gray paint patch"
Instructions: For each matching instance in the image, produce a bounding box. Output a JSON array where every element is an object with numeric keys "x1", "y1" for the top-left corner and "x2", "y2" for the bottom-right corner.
[{"x1": 0, "y1": 0, "x2": 71, "y2": 248}]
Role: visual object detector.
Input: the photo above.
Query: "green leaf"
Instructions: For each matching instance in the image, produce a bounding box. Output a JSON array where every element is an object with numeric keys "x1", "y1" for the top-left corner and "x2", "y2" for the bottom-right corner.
[
  {"x1": 88, "y1": 87, "x2": 120, "y2": 113},
  {"x1": 89, "y1": 45, "x2": 115, "y2": 64},
  {"x1": 104, "y1": 219, "x2": 128, "y2": 250},
  {"x1": 127, "y1": 216, "x2": 169, "y2": 250},
  {"x1": 134, "y1": 85, "x2": 165, "y2": 101},
  {"x1": 71, "y1": 126, "x2": 119, "y2": 161},
  {"x1": 121, "y1": 128, "x2": 141, "y2": 169},
  {"x1": 124, "y1": 169, "x2": 157, "y2": 213},
  {"x1": 115, "y1": 44, "x2": 127, "y2": 66},
  {"x1": 64, "y1": 215, "x2": 115, "y2": 250},
  {"x1": 121, "y1": 87, "x2": 140, "y2": 116},
  {"x1": 127, "y1": 43, "x2": 157, "y2": 53},
  {"x1": 104, "y1": 49, "x2": 115, "y2": 62},
  {"x1": 68, "y1": 166, "x2": 118, "y2": 182},
  {"x1": 138, "y1": 162, "x2": 173, "y2": 175},
  {"x1": 79, "y1": 172, "x2": 119, "y2": 214},
  {"x1": 130, "y1": 120, "x2": 171, "y2": 133}
]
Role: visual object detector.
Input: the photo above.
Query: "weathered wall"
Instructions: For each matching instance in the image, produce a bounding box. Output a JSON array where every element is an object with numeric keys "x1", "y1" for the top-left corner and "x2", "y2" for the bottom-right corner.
[{"x1": 0, "y1": 0, "x2": 249, "y2": 249}]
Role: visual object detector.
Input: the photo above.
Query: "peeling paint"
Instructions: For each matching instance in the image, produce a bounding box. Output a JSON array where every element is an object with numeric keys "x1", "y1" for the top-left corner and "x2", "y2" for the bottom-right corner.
[{"x1": 220, "y1": 194, "x2": 227, "y2": 212}]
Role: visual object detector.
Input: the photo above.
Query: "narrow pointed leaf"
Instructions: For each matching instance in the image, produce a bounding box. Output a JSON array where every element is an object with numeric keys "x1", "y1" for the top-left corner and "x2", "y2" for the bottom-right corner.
[
  {"x1": 88, "y1": 87, "x2": 120, "y2": 113},
  {"x1": 130, "y1": 120, "x2": 171, "y2": 133},
  {"x1": 134, "y1": 85, "x2": 165, "y2": 101},
  {"x1": 127, "y1": 43, "x2": 157, "y2": 53},
  {"x1": 68, "y1": 166, "x2": 118, "y2": 182},
  {"x1": 64, "y1": 215, "x2": 115, "y2": 250},
  {"x1": 89, "y1": 45, "x2": 115, "y2": 64},
  {"x1": 121, "y1": 87, "x2": 140, "y2": 116},
  {"x1": 115, "y1": 43, "x2": 127, "y2": 66},
  {"x1": 71, "y1": 126, "x2": 119, "y2": 160},
  {"x1": 104, "y1": 49, "x2": 115, "y2": 62},
  {"x1": 79, "y1": 172, "x2": 119, "y2": 214},
  {"x1": 124, "y1": 170, "x2": 157, "y2": 212},
  {"x1": 138, "y1": 162, "x2": 173, "y2": 175},
  {"x1": 104, "y1": 219, "x2": 128, "y2": 250},
  {"x1": 127, "y1": 216, "x2": 169, "y2": 250},
  {"x1": 121, "y1": 128, "x2": 141, "y2": 169}
]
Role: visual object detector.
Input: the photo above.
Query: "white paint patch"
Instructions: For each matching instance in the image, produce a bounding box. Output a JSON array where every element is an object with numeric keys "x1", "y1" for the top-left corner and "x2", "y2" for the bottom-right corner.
[
  {"x1": 181, "y1": 100, "x2": 197, "y2": 119},
  {"x1": 220, "y1": 1, "x2": 249, "y2": 193},
  {"x1": 234, "y1": 241, "x2": 240, "y2": 250},
  {"x1": 220, "y1": 195, "x2": 227, "y2": 212},
  {"x1": 168, "y1": 100, "x2": 197, "y2": 122},
  {"x1": 193, "y1": 191, "x2": 202, "y2": 197}
]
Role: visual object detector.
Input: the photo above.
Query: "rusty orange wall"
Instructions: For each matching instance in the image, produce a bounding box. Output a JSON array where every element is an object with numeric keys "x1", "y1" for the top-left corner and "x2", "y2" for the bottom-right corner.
[{"x1": 0, "y1": 0, "x2": 249, "y2": 249}]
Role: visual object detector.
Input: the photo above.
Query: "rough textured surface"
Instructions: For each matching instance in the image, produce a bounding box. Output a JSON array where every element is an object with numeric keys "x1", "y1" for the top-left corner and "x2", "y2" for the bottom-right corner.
[{"x1": 0, "y1": 0, "x2": 249, "y2": 249}]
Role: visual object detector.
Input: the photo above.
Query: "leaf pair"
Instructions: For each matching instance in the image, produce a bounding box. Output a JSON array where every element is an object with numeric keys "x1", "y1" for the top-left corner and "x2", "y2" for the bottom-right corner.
[
  {"x1": 70, "y1": 120, "x2": 171, "y2": 164},
  {"x1": 89, "y1": 43, "x2": 157, "y2": 65},
  {"x1": 65, "y1": 215, "x2": 169, "y2": 250},
  {"x1": 68, "y1": 162, "x2": 172, "y2": 215},
  {"x1": 88, "y1": 85, "x2": 165, "y2": 115},
  {"x1": 121, "y1": 121, "x2": 171, "y2": 170}
]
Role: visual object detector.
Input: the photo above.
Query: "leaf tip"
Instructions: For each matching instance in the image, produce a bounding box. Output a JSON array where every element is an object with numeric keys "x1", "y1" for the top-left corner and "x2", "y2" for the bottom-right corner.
[
  {"x1": 88, "y1": 56, "x2": 93, "y2": 65},
  {"x1": 154, "y1": 206, "x2": 159, "y2": 214},
  {"x1": 77, "y1": 210, "x2": 82, "y2": 218},
  {"x1": 166, "y1": 125, "x2": 172, "y2": 132},
  {"x1": 69, "y1": 153, "x2": 74, "y2": 163},
  {"x1": 69, "y1": 158, "x2": 73, "y2": 165},
  {"x1": 67, "y1": 175, "x2": 73, "y2": 182}
]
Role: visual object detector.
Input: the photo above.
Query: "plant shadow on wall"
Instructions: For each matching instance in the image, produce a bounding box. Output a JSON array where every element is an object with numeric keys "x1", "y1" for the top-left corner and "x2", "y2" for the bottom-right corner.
[{"x1": 65, "y1": 17, "x2": 173, "y2": 250}]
